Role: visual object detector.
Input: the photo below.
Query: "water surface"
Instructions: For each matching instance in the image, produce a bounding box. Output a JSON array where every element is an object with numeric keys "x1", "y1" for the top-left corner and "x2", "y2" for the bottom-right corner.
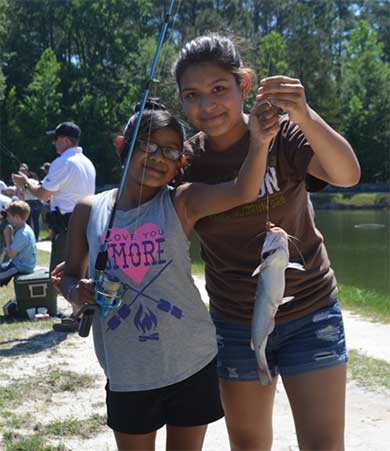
[{"x1": 315, "y1": 209, "x2": 389, "y2": 295}]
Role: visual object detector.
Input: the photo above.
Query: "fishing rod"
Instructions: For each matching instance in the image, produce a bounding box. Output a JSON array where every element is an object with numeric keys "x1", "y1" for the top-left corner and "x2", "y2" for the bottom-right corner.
[
  {"x1": 79, "y1": 0, "x2": 176, "y2": 337},
  {"x1": 0, "y1": 142, "x2": 22, "y2": 166}
]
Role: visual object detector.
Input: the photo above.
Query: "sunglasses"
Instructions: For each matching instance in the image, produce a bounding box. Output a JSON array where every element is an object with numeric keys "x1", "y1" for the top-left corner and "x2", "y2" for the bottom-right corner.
[{"x1": 136, "y1": 140, "x2": 182, "y2": 162}]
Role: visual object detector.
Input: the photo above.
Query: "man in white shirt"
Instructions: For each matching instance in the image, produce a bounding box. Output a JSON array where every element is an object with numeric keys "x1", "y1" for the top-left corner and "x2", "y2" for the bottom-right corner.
[{"x1": 12, "y1": 122, "x2": 96, "y2": 330}]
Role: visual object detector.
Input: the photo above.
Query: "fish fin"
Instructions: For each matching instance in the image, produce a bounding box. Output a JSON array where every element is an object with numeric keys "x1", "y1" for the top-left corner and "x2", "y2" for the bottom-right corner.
[
  {"x1": 287, "y1": 262, "x2": 305, "y2": 271},
  {"x1": 281, "y1": 296, "x2": 294, "y2": 304},
  {"x1": 252, "y1": 264, "x2": 263, "y2": 277}
]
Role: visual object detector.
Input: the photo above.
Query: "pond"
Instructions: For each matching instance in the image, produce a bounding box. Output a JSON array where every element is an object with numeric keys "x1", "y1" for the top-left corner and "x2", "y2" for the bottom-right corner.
[{"x1": 315, "y1": 209, "x2": 389, "y2": 295}]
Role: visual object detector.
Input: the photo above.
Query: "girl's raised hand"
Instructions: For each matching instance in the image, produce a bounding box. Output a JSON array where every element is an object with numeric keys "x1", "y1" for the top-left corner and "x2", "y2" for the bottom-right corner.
[
  {"x1": 249, "y1": 100, "x2": 280, "y2": 147},
  {"x1": 257, "y1": 76, "x2": 310, "y2": 126}
]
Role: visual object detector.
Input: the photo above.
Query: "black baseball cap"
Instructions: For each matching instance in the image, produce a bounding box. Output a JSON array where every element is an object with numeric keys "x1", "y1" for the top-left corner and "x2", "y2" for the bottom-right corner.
[{"x1": 46, "y1": 121, "x2": 81, "y2": 139}]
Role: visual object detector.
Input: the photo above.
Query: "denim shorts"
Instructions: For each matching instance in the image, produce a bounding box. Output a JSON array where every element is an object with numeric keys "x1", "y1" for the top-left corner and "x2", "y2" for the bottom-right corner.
[{"x1": 212, "y1": 300, "x2": 348, "y2": 381}]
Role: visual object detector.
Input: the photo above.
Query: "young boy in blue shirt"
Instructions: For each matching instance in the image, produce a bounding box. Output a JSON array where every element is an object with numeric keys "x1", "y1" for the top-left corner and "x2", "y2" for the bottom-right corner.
[{"x1": 0, "y1": 200, "x2": 36, "y2": 286}]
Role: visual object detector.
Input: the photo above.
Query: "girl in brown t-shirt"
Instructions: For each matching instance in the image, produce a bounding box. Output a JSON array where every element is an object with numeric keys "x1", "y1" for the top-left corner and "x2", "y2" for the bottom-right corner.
[{"x1": 173, "y1": 35, "x2": 360, "y2": 450}]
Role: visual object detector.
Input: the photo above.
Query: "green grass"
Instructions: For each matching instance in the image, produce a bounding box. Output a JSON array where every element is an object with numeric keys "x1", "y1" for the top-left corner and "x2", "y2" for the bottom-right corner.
[
  {"x1": 335, "y1": 192, "x2": 388, "y2": 207},
  {"x1": 42, "y1": 413, "x2": 106, "y2": 438},
  {"x1": 191, "y1": 261, "x2": 205, "y2": 276},
  {"x1": 0, "y1": 316, "x2": 55, "y2": 343},
  {"x1": 190, "y1": 234, "x2": 204, "y2": 276},
  {"x1": 1, "y1": 412, "x2": 31, "y2": 429},
  {"x1": 0, "y1": 413, "x2": 105, "y2": 450},
  {"x1": 0, "y1": 382, "x2": 30, "y2": 410},
  {"x1": 338, "y1": 284, "x2": 390, "y2": 323},
  {"x1": 38, "y1": 230, "x2": 51, "y2": 241},
  {"x1": 91, "y1": 401, "x2": 105, "y2": 409},
  {"x1": 348, "y1": 349, "x2": 390, "y2": 391},
  {"x1": 0, "y1": 369, "x2": 100, "y2": 449},
  {"x1": 0, "y1": 370, "x2": 97, "y2": 410},
  {"x1": 311, "y1": 192, "x2": 389, "y2": 207},
  {"x1": 36, "y1": 368, "x2": 97, "y2": 393},
  {"x1": 36, "y1": 249, "x2": 50, "y2": 267},
  {"x1": 2, "y1": 431, "x2": 67, "y2": 451}
]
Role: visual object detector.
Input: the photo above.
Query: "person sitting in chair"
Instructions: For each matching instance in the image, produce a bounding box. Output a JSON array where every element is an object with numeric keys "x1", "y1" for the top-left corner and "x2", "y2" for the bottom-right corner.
[{"x1": 0, "y1": 200, "x2": 36, "y2": 286}]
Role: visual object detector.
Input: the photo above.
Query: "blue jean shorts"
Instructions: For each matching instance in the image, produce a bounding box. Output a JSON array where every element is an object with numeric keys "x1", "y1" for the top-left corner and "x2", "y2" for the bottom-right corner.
[{"x1": 211, "y1": 300, "x2": 348, "y2": 381}]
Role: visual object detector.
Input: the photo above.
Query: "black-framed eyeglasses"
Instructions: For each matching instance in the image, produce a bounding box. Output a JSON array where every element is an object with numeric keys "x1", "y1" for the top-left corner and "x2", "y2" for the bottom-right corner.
[{"x1": 136, "y1": 140, "x2": 182, "y2": 162}]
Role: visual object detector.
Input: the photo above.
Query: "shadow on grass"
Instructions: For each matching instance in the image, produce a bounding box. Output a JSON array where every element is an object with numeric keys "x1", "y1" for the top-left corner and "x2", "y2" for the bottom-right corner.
[{"x1": 0, "y1": 319, "x2": 69, "y2": 357}]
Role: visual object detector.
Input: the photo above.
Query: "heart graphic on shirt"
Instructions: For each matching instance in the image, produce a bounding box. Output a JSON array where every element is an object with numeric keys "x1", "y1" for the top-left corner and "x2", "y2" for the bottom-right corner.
[{"x1": 103, "y1": 223, "x2": 164, "y2": 285}]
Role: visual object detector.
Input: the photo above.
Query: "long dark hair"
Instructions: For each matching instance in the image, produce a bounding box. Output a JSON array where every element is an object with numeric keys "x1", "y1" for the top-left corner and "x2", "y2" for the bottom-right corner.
[{"x1": 172, "y1": 35, "x2": 245, "y2": 88}]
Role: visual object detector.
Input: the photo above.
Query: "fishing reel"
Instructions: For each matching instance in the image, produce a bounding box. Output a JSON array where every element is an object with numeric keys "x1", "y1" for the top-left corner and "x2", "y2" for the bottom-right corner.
[
  {"x1": 95, "y1": 273, "x2": 123, "y2": 318},
  {"x1": 78, "y1": 273, "x2": 123, "y2": 338}
]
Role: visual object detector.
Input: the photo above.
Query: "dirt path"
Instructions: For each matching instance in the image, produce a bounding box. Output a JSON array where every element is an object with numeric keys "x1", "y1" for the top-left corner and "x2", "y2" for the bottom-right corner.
[
  {"x1": 21, "y1": 242, "x2": 389, "y2": 450},
  {"x1": 2, "y1": 306, "x2": 389, "y2": 451}
]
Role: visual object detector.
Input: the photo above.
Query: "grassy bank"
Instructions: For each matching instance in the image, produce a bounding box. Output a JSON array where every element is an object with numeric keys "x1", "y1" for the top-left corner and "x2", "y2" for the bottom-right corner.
[
  {"x1": 348, "y1": 349, "x2": 390, "y2": 391},
  {"x1": 338, "y1": 284, "x2": 390, "y2": 323},
  {"x1": 311, "y1": 192, "x2": 389, "y2": 208}
]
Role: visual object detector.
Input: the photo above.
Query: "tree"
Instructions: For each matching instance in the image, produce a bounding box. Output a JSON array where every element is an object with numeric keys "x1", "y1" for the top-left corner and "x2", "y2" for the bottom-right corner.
[
  {"x1": 242, "y1": 31, "x2": 289, "y2": 109},
  {"x1": 0, "y1": 67, "x2": 6, "y2": 178},
  {"x1": 255, "y1": 31, "x2": 289, "y2": 80},
  {"x1": 1, "y1": 86, "x2": 24, "y2": 178},
  {"x1": 341, "y1": 20, "x2": 390, "y2": 182},
  {"x1": 18, "y1": 48, "x2": 62, "y2": 167},
  {"x1": 359, "y1": 0, "x2": 390, "y2": 63},
  {"x1": 0, "y1": 0, "x2": 388, "y2": 184}
]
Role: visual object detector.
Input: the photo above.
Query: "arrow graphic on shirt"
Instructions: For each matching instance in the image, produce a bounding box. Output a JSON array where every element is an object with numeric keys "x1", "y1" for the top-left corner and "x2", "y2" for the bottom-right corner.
[{"x1": 105, "y1": 259, "x2": 183, "y2": 334}]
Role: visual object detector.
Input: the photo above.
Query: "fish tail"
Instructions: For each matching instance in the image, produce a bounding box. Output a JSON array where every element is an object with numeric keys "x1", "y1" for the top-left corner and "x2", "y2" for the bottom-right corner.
[
  {"x1": 254, "y1": 339, "x2": 273, "y2": 385},
  {"x1": 257, "y1": 367, "x2": 273, "y2": 385}
]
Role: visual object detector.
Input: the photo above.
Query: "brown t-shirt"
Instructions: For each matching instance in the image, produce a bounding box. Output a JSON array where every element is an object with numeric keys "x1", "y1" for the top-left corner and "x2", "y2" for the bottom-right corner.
[{"x1": 182, "y1": 116, "x2": 338, "y2": 325}]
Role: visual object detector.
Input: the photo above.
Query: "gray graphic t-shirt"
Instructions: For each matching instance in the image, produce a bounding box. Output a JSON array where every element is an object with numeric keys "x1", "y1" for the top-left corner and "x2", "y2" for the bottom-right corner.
[{"x1": 87, "y1": 187, "x2": 217, "y2": 391}]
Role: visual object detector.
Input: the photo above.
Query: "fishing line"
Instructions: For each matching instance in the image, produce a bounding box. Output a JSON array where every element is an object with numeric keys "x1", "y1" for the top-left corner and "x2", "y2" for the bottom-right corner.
[
  {"x1": 263, "y1": 0, "x2": 282, "y2": 231},
  {"x1": 286, "y1": 234, "x2": 306, "y2": 267},
  {"x1": 133, "y1": 0, "x2": 182, "y2": 232}
]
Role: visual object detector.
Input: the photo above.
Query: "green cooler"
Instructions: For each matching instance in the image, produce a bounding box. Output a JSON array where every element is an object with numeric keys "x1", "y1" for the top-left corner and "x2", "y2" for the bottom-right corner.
[{"x1": 14, "y1": 268, "x2": 57, "y2": 317}]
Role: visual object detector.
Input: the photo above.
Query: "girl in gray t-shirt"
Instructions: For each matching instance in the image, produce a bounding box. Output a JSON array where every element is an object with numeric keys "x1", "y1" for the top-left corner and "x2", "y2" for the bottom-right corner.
[{"x1": 58, "y1": 98, "x2": 279, "y2": 449}]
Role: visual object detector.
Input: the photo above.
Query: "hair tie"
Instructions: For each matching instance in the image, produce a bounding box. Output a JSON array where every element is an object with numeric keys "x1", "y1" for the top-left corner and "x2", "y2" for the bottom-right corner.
[{"x1": 114, "y1": 135, "x2": 126, "y2": 158}]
